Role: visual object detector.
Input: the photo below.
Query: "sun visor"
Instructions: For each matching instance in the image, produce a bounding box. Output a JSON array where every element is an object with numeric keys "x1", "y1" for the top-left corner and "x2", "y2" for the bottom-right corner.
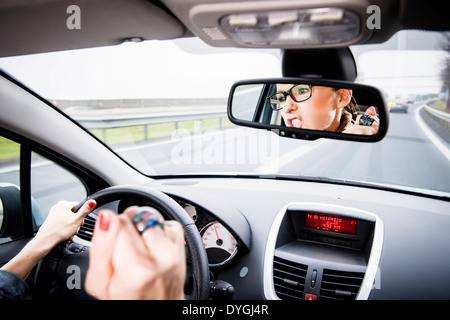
[{"x1": 0, "y1": 0, "x2": 186, "y2": 57}]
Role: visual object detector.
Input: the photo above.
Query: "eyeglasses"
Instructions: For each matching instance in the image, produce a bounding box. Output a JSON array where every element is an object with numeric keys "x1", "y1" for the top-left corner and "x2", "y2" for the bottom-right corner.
[{"x1": 268, "y1": 84, "x2": 312, "y2": 110}]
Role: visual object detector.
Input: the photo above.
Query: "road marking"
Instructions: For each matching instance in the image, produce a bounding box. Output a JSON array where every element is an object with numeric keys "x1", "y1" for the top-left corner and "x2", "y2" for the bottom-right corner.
[
  {"x1": 254, "y1": 140, "x2": 328, "y2": 173},
  {"x1": 415, "y1": 105, "x2": 450, "y2": 161},
  {"x1": 115, "y1": 127, "x2": 241, "y2": 153}
]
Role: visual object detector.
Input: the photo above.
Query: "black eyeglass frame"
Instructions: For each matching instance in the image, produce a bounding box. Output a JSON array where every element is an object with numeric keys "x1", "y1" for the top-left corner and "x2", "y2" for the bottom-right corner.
[{"x1": 268, "y1": 84, "x2": 313, "y2": 110}]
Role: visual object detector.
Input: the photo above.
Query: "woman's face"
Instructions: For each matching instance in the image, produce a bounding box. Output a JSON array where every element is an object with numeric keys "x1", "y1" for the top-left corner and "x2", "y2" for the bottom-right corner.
[{"x1": 277, "y1": 84, "x2": 351, "y2": 131}]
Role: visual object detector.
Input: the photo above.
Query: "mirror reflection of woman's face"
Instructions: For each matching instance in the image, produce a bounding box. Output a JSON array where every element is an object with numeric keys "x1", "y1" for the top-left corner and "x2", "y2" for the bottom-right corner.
[{"x1": 277, "y1": 84, "x2": 350, "y2": 131}]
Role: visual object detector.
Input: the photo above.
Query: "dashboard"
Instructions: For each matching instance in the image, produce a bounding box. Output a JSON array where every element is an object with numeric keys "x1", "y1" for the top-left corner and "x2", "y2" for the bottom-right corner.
[{"x1": 75, "y1": 176, "x2": 450, "y2": 300}]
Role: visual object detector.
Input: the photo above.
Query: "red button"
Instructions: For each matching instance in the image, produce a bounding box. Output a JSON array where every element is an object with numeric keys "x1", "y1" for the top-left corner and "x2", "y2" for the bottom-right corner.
[{"x1": 304, "y1": 293, "x2": 318, "y2": 300}]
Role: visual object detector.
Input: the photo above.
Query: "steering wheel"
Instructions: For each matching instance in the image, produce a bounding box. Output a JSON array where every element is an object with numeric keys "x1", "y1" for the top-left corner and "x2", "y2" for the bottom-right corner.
[{"x1": 33, "y1": 185, "x2": 210, "y2": 300}]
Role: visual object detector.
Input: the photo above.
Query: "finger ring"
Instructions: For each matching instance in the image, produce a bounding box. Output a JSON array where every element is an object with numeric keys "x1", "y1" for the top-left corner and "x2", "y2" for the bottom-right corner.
[
  {"x1": 359, "y1": 115, "x2": 374, "y2": 126},
  {"x1": 132, "y1": 206, "x2": 165, "y2": 234}
]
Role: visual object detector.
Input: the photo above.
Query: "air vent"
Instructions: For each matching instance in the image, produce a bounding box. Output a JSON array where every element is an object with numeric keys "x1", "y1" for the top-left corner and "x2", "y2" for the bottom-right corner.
[
  {"x1": 273, "y1": 256, "x2": 308, "y2": 300},
  {"x1": 77, "y1": 214, "x2": 97, "y2": 241},
  {"x1": 320, "y1": 269, "x2": 364, "y2": 300}
]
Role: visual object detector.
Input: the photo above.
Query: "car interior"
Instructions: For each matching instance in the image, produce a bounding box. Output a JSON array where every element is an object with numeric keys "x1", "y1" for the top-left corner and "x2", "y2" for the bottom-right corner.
[{"x1": 0, "y1": 0, "x2": 449, "y2": 303}]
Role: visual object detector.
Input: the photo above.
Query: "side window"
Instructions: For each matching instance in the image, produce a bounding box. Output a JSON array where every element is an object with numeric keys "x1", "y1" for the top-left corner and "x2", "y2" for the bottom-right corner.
[
  {"x1": 0, "y1": 135, "x2": 87, "y2": 244},
  {"x1": 0, "y1": 136, "x2": 20, "y2": 244},
  {"x1": 232, "y1": 84, "x2": 266, "y2": 121},
  {"x1": 30, "y1": 152, "x2": 87, "y2": 224}
]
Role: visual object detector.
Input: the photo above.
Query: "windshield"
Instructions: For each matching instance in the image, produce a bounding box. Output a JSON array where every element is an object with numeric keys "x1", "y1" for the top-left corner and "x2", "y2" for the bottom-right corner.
[{"x1": 1, "y1": 30, "x2": 449, "y2": 196}]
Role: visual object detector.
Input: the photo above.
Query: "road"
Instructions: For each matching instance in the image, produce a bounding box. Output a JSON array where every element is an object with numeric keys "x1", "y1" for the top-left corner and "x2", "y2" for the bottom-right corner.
[
  {"x1": 270, "y1": 102, "x2": 450, "y2": 193},
  {"x1": 1, "y1": 101, "x2": 449, "y2": 218}
]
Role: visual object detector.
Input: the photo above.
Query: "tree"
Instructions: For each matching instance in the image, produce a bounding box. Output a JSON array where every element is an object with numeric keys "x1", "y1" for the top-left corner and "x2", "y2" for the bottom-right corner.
[{"x1": 439, "y1": 32, "x2": 450, "y2": 113}]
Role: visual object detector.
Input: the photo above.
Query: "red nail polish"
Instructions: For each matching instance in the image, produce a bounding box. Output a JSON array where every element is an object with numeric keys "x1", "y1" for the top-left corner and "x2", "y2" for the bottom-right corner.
[
  {"x1": 98, "y1": 211, "x2": 110, "y2": 231},
  {"x1": 88, "y1": 201, "x2": 96, "y2": 208}
]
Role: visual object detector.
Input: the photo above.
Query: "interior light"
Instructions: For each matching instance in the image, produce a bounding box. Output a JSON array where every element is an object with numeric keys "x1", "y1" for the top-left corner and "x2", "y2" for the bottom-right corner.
[
  {"x1": 228, "y1": 14, "x2": 258, "y2": 27},
  {"x1": 267, "y1": 12, "x2": 298, "y2": 27},
  {"x1": 310, "y1": 8, "x2": 344, "y2": 22},
  {"x1": 220, "y1": 7, "x2": 360, "y2": 47}
]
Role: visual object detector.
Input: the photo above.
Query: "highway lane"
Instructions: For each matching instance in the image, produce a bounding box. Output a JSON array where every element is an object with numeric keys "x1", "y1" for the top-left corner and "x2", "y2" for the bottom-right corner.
[
  {"x1": 270, "y1": 102, "x2": 450, "y2": 192},
  {"x1": 118, "y1": 125, "x2": 330, "y2": 177}
]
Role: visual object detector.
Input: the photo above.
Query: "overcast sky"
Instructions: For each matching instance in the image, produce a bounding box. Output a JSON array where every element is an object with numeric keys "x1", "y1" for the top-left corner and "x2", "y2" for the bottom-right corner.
[
  {"x1": 0, "y1": 31, "x2": 446, "y2": 101},
  {"x1": 0, "y1": 39, "x2": 282, "y2": 100},
  {"x1": 356, "y1": 49, "x2": 446, "y2": 98}
]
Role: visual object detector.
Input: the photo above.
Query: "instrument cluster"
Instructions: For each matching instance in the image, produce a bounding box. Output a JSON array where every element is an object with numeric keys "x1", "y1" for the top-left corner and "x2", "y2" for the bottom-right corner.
[
  {"x1": 117, "y1": 198, "x2": 241, "y2": 268},
  {"x1": 181, "y1": 202, "x2": 240, "y2": 268}
]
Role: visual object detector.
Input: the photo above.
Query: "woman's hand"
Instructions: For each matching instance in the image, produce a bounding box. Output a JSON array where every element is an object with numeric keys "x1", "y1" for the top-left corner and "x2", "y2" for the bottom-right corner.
[
  {"x1": 344, "y1": 106, "x2": 380, "y2": 135},
  {"x1": 1, "y1": 199, "x2": 96, "y2": 281},
  {"x1": 34, "y1": 200, "x2": 97, "y2": 249},
  {"x1": 85, "y1": 207, "x2": 186, "y2": 300}
]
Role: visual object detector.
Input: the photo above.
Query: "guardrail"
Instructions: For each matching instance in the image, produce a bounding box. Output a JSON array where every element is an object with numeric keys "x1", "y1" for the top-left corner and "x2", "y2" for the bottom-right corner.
[
  {"x1": 71, "y1": 109, "x2": 228, "y2": 141},
  {"x1": 72, "y1": 109, "x2": 227, "y2": 129},
  {"x1": 421, "y1": 105, "x2": 450, "y2": 148},
  {"x1": 423, "y1": 105, "x2": 450, "y2": 122}
]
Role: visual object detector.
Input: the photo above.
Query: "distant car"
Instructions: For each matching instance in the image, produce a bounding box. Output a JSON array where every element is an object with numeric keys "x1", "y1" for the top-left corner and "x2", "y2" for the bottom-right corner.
[
  {"x1": 389, "y1": 99, "x2": 409, "y2": 113},
  {"x1": 406, "y1": 96, "x2": 416, "y2": 104}
]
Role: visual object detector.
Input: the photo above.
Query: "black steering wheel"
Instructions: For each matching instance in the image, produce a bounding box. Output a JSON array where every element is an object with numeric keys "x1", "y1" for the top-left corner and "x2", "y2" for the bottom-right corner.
[{"x1": 34, "y1": 185, "x2": 210, "y2": 300}]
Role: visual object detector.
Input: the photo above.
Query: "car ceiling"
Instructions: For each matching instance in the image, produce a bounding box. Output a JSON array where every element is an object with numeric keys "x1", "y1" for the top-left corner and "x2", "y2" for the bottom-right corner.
[{"x1": 0, "y1": 0, "x2": 449, "y2": 57}]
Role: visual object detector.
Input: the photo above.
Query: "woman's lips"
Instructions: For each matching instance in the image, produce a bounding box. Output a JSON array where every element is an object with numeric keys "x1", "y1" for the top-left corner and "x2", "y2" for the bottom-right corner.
[{"x1": 287, "y1": 118, "x2": 303, "y2": 128}]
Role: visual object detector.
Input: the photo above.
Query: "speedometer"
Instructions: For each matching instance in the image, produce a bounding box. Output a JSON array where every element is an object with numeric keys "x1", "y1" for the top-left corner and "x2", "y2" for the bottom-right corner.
[{"x1": 201, "y1": 222, "x2": 238, "y2": 267}]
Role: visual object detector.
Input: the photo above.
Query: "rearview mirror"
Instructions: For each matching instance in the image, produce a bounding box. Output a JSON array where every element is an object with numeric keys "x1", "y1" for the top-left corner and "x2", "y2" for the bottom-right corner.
[{"x1": 227, "y1": 78, "x2": 388, "y2": 142}]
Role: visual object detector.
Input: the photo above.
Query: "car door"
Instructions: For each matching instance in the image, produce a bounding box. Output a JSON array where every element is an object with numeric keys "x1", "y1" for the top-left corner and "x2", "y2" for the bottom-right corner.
[{"x1": 0, "y1": 132, "x2": 106, "y2": 287}]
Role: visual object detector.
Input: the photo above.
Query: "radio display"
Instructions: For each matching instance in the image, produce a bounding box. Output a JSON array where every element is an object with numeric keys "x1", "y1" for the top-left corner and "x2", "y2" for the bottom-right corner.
[{"x1": 305, "y1": 212, "x2": 357, "y2": 235}]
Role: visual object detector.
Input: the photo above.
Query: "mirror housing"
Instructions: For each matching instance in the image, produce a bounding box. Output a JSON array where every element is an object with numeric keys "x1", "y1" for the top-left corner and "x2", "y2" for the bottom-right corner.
[
  {"x1": 282, "y1": 48, "x2": 357, "y2": 81},
  {"x1": 227, "y1": 78, "x2": 388, "y2": 142}
]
